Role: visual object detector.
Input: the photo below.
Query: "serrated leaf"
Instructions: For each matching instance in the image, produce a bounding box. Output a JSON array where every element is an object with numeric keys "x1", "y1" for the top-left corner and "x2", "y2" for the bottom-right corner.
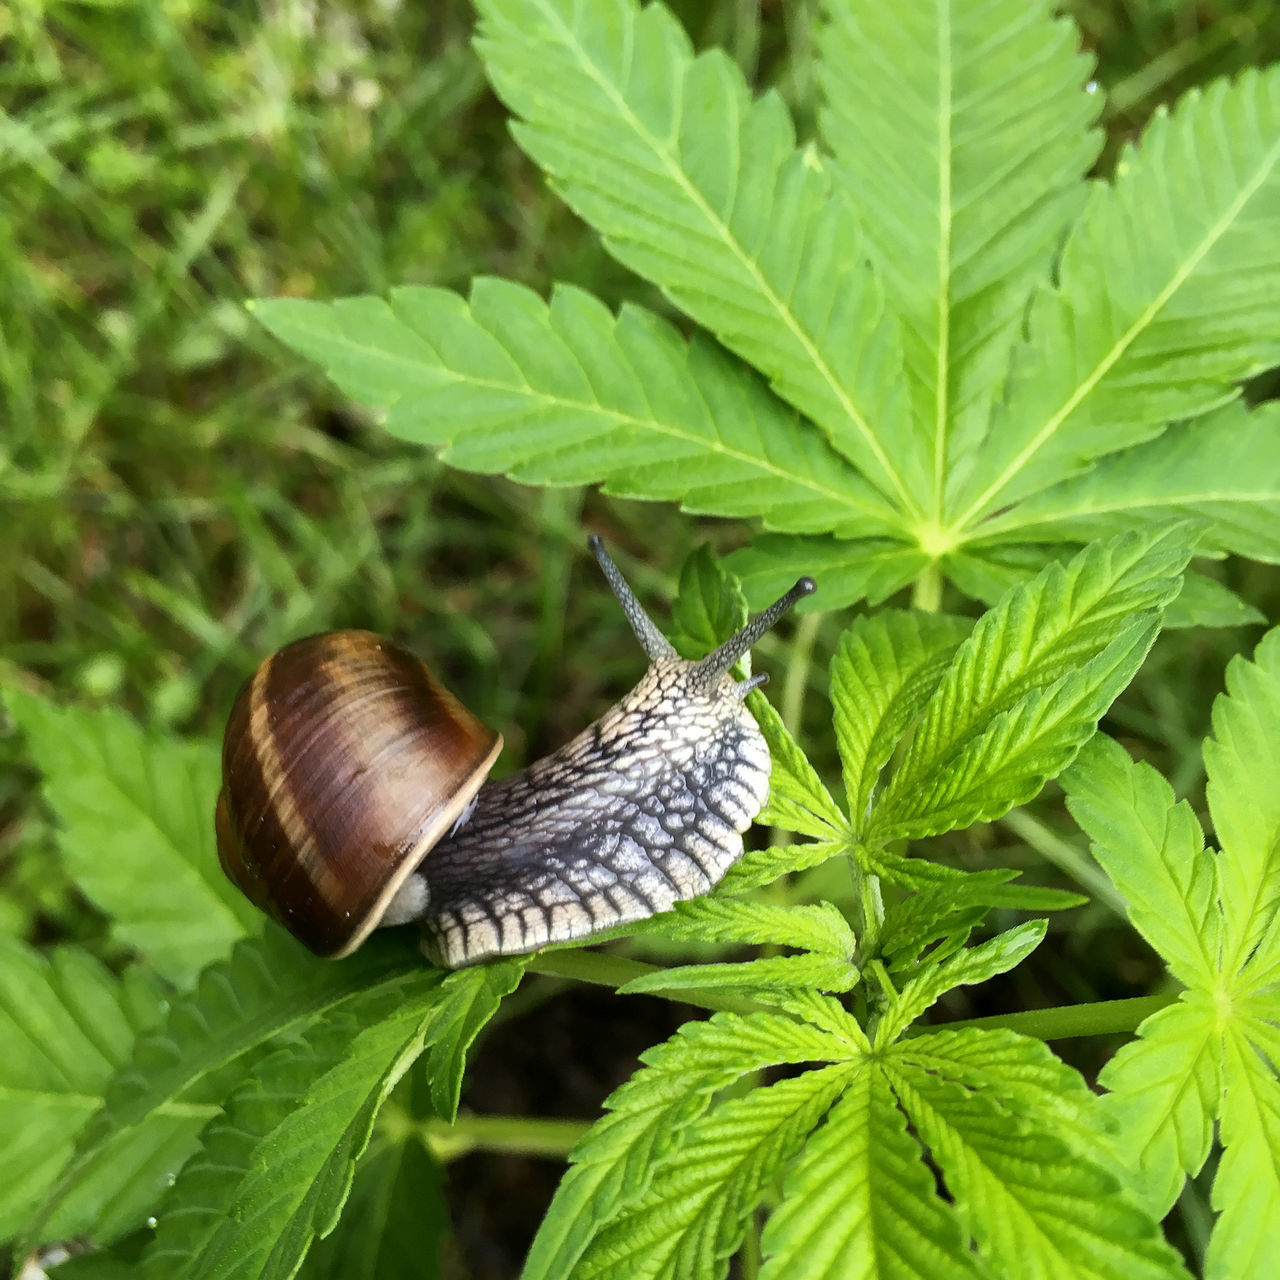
[
  {"x1": 473, "y1": 0, "x2": 920, "y2": 517},
  {"x1": 747, "y1": 692, "x2": 848, "y2": 841},
  {"x1": 254, "y1": 282, "x2": 894, "y2": 541},
  {"x1": 620, "y1": 952, "x2": 861, "y2": 999},
  {"x1": 647, "y1": 898, "x2": 856, "y2": 957},
  {"x1": 830, "y1": 610, "x2": 972, "y2": 831},
  {"x1": 575, "y1": 1065, "x2": 854, "y2": 1280},
  {"x1": 669, "y1": 544, "x2": 748, "y2": 661},
  {"x1": 878, "y1": 922, "x2": 1046, "y2": 1046},
  {"x1": 713, "y1": 839, "x2": 847, "y2": 897},
  {"x1": 28, "y1": 930, "x2": 434, "y2": 1252},
  {"x1": 760, "y1": 1066, "x2": 985, "y2": 1280},
  {"x1": 1063, "y1": 735, "x2": 1218, "y2": 988},
  {"x1": 522, "y1": 1010, "x2": 858, "y2": 1280},
  {"x1": 139, "y1": 995, "x2": 435, "y2": 1280},
  {"x1": 0, "y1": 942, "x2": 178, "y2": 1246},
  {"x1": 1205, "y1": 1014, "x2": 1280, "y2": 1279},
  {"x1": 1097, "y1": 996, "x2": 1220, "y2": 1218},
  {"x1": 1205, "y1": 627, "x2": 1280, "y2": 971},
  {"x1": 866, "y1": 528, "x2": 1190, "y2": 844},
  {"x1": 3, "y1": 689, "x2": 258, "y2": 985},
  {"x1": 819, "y1": 0, "x2": 1100, "y2": 520},
  {"x1": 952, "y1": 68, "x2": 1280, "y2": 525},
  {"x1": 422, "y1": 957, "x2": 527, "y2": 1122},
  {"x1": 887, "y1": 1035, "x2": 1190, "y2": 1279},
  {"x1": 727, "y1": 536, "x2": 929, "y2": 614},
  {"x1": 980, "y1": 401, "x2": 1280, "y2": 562}
]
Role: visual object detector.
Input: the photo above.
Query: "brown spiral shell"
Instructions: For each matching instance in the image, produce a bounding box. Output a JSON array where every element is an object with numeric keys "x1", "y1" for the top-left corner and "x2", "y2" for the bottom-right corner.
[{"x1": 215, "y1": 630, "x2": 501, "y2": 958}]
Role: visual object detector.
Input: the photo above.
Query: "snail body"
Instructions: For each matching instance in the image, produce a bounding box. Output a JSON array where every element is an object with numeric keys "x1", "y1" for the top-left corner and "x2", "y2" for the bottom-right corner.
[{"x1": 216, "y1": 537, "x2": 814, "y2": 967}]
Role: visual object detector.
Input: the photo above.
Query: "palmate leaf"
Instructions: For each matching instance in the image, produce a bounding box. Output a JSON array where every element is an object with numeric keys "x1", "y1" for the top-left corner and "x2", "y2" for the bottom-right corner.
[
  {"x1": 758, "y1": 1068, "x2": 984, "y2": 1280},
  {"x1": 886, "y1": 1033, "x2": 1190, "y2": 1280},
  {"x1": 818, "y1": 0, "x2": 1100, "y2": 517},
  {"x1": 473, "y1": 0, "x2": 921, "y2": 517},
  {"x1": 865, "y1": 527, "x2": 1189, "y2": 844},
  {"x1": 978, "y1": 400, "x2": 1280, "y2": 561},
  {"x1": 0, "y1": 942, "x2": 181, "y2": 1247},
  {"x1": 253, "y1": 283, "x2": 889, "y2": 537},
  {"x1": 951, "y1": 66, "x2": 1280, "y2": 525},
  {"x1": 3, "y1": 689, "x2": 258, "y2": 986}
]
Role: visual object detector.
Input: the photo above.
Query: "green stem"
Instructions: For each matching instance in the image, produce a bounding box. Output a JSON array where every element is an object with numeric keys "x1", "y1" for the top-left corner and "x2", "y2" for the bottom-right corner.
[
  {"x1": 911, "y1": 563, "x2": 943, "y2": 613},
  {"x1": 1000, "y1": 808, "x2": 1127, "y2": 916},
  {"x1": 425, "y1": 1114, "x2": 589, "y2": 1162},
  {"x1": 915, "y1": 993, "x2": 1176, "y2": 1042},
  {"x1": 780, "y1": 610, "x2": 820, "y2": 737}
]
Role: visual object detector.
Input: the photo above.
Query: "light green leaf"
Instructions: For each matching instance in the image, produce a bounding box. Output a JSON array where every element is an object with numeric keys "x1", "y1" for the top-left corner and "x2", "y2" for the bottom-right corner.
[
  {"x1": 887, "y1": 1035, "x2": 1190, "y2": 1280},
  {"x1": 575, "y1": 1065, "x2": 853, "y2": 1280},
  {"x1": 29, "y1": 931, "x2": 434, "y2": 1253},
  {"x1": 139, "y1": 997, "x2": 435, "y2": 1280},
  {"x1": 819, "y1": 0, "x2": 1099, "y2": 520},
  {"x1": 1063, "y1": 735, "x2": 1218, "y2": 988},
  {"x1": 0, "y1": 941, "x2": 177, "y2": 1247},
  {"x1": 979, "y1": 401, "x2": 1280, "y2": 562},
  {"x1": 423, "y1": 957, "x2": 527, "y2": 1123},
  {"x1": 952, "y1": 68, "x2": 1280, "y2": 525},
  {"x1": 1205, "y1": 627, "x2": 1280, "y2": 972},
  {"x1": 877, "y1": 922, "x2": 1046, "y2": 1046},
  {"x1": 1098, "y1": 997, "x2": 1220, "y2": 1218},
  {"x1": 620, "y1": 952, "x2": 861, "y2": 1000},
  {"x1": 1205, "y1": 1014, "x2": 1280, "y2": 1279},
  {"x1": 727, "y1": 536, "x2": 928, "y2": 614},
  {"x1": 867, "y1": 528, "x2": 1190, "y2": 844},
  {"x1": 714, "y1": 840, "x2": 847, "y2": 897},
  {"x1": 473, "y1": 0, "x2": 921, "y2": 516},
  {"x1": 759, "y1": 1066, "x2": 985, "y2": 1280},
  {"x1": 3, "y1": 689, "x2": 258, "y2": 986},
  {"x1": 522, "y1": 1010, "x2": 857, "y2": 1280},
  {"x1": 748, "y1": 692, "x2": 849, "y2": 842},
  {"x1": 646, "y1": 898, "x2": 856, "y2": 957},
  {"x1": 830, "y1": 610, "x2": 972, "y2": 832}
]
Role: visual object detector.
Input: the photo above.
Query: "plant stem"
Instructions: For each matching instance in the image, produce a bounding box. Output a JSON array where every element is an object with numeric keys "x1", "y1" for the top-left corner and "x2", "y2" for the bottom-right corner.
[
  {"x1": 917, "y1": 993, "x2": 1176, "y2": 1041},
  {"x1": 911, "y1": 563, "x2": 943, "y2": 613},
  {"x1": 780, "y1": 609, "x2": 820, "y2": 737},
  {"x1": 425, "y1": 1114, "x2": 589, "y2": 1162}
]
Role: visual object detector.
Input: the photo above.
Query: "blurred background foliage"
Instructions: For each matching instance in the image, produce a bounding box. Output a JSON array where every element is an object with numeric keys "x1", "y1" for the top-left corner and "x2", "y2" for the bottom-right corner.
[{"x1": 1, "y1": 1, "x2": 1279, "y2": 1269}]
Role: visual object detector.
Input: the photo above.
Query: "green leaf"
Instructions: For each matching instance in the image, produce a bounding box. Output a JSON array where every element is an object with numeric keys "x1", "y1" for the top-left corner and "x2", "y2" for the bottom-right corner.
[
  {"x1": 818, "y1": 0, "x2": 1100, "y2": 520},
  {"x1": 253, "y1": 281, "x2": 893, "y2": 540},
  {"x1": 138, "y1": 996, "x2": 435, "y2": 1280},
  {"x1": 748, "y1": 692, "x2": 849, "y2": 842},
  {"x1": 1064, "y1": 735, "x2": 1219, "y2": 987},
  {"x1": 877, "y1": 922, "x2": 1046, "y2": 1046},
  {"x1": 422, "y1": 957, "x2": 527, "y2": 1122},
  {"x1": 473, "y1": 0, "x2": 919, "y2": 517},
  {"x1": 300, "y1": 1110, "x2": 447, "y2": 1280},
  {"x1": 522, "y1": 1010, "x2": 857, "y2": 1280},
  {"x1": 887, "y1": 1032, "x2": 1190, "y2": 1280},
  {"x1": 646, "y1": 898, "x2": 856, "y2": 957},
  {"x1": 575, "y1": 1065, "x2": 854, "y2": 1280},
  {"x1": 714, "y1": 839, "x2": 847, "y2": 897},
  {"x1": 979, "y1": 401, "x2": 1280, "y2": 562},
  {"x1": 759, "y1": 1067, "x2": 984, "y2": 1280},
  {"x1": 0, "y1": 941, "x2": 179, "y2": 1246},
  {"x1": 830, "y1": 610, "x2": 972, "y2": 832},
  {"x1": 1097, "y1": 997, "x2": 1220, "y2": 1218},
  {"x1": 669, "y1": 544, "x2": 747, "y2": 661},
  {"x1": 727, "y1": 536, "x2": 928, "y2": 614},
  {"x1": 866, "y1": 528, "x2": 1190, "y2": 844},
  {"x1": 620, "y1": 952, "x2": 861, "y2": 999},
  {"x1": 1205, "y1": 627, "x2": 1280, "y2": 972},
  {"x1": 952, "y1": 68, "x2": 1280, "y2": 525},
  {"x1": 29, "y1": 931, "x2": 435, "y2": 1252},
  {"x1": 1205, "y1": 1012, "x2": 1280, "y2": 1280},
  {"x1": 3, "y1": 689, "x2": 258, "y2": 985}
]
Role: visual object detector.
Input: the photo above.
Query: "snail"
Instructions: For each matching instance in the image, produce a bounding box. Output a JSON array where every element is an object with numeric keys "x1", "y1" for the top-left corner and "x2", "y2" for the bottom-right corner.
[{"x1": 215, "y1": 536, "x2": 815, "y2": 968}]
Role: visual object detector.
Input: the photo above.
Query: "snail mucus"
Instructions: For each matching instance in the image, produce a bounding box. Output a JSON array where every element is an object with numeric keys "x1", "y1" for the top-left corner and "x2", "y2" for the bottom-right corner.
[{"x1": 215, "y1": 537, "x2": 815, "y2": 967}]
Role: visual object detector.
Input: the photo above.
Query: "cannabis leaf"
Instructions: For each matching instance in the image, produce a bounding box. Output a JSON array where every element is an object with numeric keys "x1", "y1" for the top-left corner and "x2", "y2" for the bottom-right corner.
[
  {"x1": 254, "y1": 0, "x2": 1280, "y2": 621},
  {"x1": 1063, "y1": 626, "x2": 1280, "y2": 1271}
]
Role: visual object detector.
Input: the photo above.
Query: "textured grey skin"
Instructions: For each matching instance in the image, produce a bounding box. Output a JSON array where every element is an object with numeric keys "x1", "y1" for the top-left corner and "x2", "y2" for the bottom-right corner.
[{"x1": 408, "y1": 657, "x2": 770, "y2": 967}]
